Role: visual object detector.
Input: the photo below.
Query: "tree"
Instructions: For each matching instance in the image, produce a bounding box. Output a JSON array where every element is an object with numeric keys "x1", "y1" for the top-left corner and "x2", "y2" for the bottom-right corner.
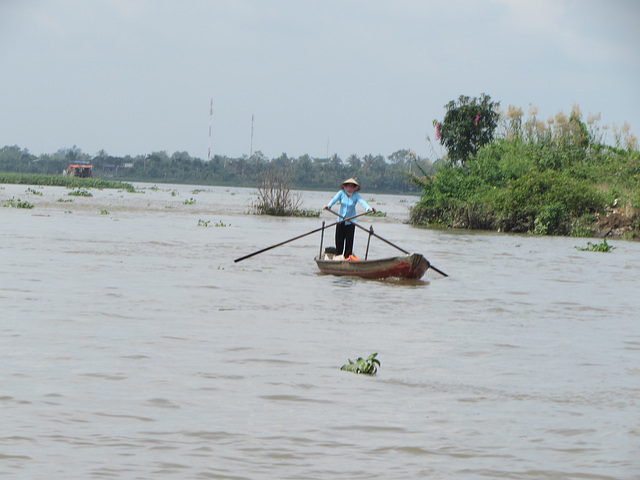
[
  {"x1": 347, "y1": 154, "x2": 361, "y2": 170},
  {"x1": 437, "y1": 93, "x2": 500, "y2": 166}
]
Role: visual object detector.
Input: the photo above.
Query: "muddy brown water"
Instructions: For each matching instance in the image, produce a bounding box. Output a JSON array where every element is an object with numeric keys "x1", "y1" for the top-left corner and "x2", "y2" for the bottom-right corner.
[{"x1": 2, "y1": 182, "x2": 639, "y2": 479}]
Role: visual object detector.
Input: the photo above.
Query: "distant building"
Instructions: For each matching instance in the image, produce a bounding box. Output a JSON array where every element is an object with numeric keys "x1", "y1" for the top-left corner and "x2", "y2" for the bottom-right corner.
[{"x1": 63, "y1": 161, "x2": 93, "y2": 178}]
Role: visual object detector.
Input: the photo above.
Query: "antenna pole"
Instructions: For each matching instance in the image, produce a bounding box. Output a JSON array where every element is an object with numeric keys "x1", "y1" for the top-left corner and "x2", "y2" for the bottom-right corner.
[
  {"x1": 250, "y1": 114, "x2": 255, "y2": 157},
  {"x1": 208, "y1": 98, "x2": 213, "y2": 160}
]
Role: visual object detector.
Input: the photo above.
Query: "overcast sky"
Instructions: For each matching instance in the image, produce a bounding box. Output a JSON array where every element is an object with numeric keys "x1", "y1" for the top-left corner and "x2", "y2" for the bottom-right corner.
[{"x1": 1, "y1": 0, "x2": 639, "y2": 161}]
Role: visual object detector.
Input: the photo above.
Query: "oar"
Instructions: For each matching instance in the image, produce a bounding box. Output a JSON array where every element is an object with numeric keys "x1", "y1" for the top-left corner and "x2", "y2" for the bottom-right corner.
[
  {"x1": 233, "y1": 211, "x2": 371, "y2": 263},
  {"x1": 325, "y1": 209, "x2": 448, "y2": 277}
]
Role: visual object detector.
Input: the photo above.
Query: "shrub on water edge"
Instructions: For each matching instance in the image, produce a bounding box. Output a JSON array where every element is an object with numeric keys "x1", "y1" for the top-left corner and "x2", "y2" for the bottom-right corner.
[
  {"x1": 412, "y1": 167, "x2": 605, "y2": 235},
  {"x1": 251, "y1": 170, "x2": 320, "y2": 217},
  {"x1": 492, "y1": 170, "x2": 603, "y2": 234}
]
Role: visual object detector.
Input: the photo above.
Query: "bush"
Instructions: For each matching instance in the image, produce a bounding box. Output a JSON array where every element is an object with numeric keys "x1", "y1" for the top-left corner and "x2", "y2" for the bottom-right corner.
[
  {"x1": 251, "y1": 170, "x2": 319, "y2": 217},
  {"x1": 493, "y1": 170, "x2": 603, "y2": 234}
]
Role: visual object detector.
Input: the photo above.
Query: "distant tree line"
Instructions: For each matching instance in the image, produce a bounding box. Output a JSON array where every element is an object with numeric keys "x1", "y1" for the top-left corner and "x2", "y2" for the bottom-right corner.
[{"x1": 0, "y1": 145, "x2": 434, "y2": 194}]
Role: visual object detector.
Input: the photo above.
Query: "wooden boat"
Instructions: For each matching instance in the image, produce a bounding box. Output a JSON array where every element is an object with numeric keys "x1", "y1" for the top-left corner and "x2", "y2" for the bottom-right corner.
[{"x1": 314, "y1": 253, "x2": 430, "y2": 280}]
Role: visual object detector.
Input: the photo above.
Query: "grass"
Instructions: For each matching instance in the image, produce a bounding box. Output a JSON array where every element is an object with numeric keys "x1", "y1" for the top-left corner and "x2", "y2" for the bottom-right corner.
[{"x1": 0, "y1": 172, "x2": 135, "y2": 192}]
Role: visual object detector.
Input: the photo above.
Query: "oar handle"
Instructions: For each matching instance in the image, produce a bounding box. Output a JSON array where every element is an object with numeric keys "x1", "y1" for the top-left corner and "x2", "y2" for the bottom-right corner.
[
  {"x1": 326, "y1": 208, "x2": 408, "y2": 254},
  {"x1": 233, "y1": 211, "x2": 370, "y2": 263}
]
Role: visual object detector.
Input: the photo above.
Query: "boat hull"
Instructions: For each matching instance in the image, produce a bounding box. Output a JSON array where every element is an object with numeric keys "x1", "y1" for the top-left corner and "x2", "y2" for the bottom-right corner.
[{"x1": 314, "y1": 253, "x2": 430, "y2": 280}]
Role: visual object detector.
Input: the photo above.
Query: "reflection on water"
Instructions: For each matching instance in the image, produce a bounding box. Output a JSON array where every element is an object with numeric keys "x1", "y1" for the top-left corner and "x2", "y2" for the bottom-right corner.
[{"x1": 1, "y1": 183, "x2": 639, "y2": 479}]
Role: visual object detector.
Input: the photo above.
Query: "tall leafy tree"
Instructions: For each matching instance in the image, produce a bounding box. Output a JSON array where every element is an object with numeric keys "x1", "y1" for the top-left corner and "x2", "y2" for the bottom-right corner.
[{"x1": 437, "y1": 93, "x2": 500, "y2": 165}]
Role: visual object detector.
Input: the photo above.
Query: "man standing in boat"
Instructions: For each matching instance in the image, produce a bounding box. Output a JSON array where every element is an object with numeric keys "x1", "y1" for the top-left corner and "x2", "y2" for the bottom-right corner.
[{"x1": 324, "y1": 178, "x2": 375, "y2": 260}]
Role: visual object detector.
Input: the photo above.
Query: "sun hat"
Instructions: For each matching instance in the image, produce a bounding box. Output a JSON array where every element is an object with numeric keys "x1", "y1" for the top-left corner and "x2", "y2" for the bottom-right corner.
[{"x1": 341, "y1": 178, "x2": 360, "y2": 191}]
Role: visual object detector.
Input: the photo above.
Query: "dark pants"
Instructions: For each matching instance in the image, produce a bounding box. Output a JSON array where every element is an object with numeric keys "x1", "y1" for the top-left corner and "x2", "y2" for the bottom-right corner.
[{"x1": 335, "y1": 222, "x2": 356, "y2": 257}]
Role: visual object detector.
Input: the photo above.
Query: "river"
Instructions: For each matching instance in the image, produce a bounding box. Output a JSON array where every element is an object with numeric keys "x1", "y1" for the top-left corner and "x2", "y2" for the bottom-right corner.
[{"x1": 2, "y1": 182, "x2": 639, "y2": 479}]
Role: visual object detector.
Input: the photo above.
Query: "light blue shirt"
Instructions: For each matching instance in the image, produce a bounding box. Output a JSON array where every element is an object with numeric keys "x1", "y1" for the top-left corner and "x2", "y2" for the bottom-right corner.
[{"x1": 328, "y1": 190, "x2": 371, "y2": 224}]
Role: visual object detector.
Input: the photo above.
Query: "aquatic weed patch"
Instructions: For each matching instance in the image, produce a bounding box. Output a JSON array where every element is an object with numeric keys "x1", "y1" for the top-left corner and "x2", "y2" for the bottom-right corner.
[
  {"x1": 340, "y1": 353, "x2": 380, "y2": 375},
  {"x1": 68, "y1": 188, "x2": 93, "y2": 197},
  {"x1": 3, "y1": 197, "x2": 34, "y2": 209},
  {"x1": 576, "y1": 238, "x2": 615, "y2": 252},
  {"x1": 198, "y1": 219, "x2": 230, "y2": 227},
  {"x1": 368, "y1": 210, "x2": 387, "y2": 217}
]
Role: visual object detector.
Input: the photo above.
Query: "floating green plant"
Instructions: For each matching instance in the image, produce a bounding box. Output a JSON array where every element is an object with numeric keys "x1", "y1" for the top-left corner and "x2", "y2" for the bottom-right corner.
[
  {"x1": 100, "y1": 210, "x2": 110, "y2": 215},
  {"x1": 369, "y1": 210, "x2": 387, "y2": 217},
  {"x1": 25, "y1": 187, "x2": 43, "y2": 196},
  {"x1": 576, "y1": 238, "x2": 615, "y2": 252},
  {"x1": 340, "y1": 353, "x2": 380, "y2": 375},
  {"x1": 3, "y1": 197, "x2": 34, "y2": 209},
  {"x1": 214, "y1": 220, "x2": 230, "y2": 227},
  {"x1": 68, "y1": 188, "x2": 92, "y2": 197},
  {"x1": 57, "y1": 198, "x2": 73, "y2": 203},
  {"x1": 184, "y1": 197, "x2": 196, "y2": 205},
  {"x1": 197, "y1": 219, "x2": 211, "y2": 227}
]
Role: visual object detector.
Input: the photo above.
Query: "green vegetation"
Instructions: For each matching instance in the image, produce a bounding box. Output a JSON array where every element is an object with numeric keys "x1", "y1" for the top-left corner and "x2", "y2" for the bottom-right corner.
[
  {"x1": 251, "y1": 170, "x2": 320, "y2": 217},
  {"x1": 68, "y1": 188, "x2": 93, "y2": 197},
  {"x1": 3, "y1": 197, "x2": 34, "y2": 209},
  {"x1": 411, "y1": 97, "x2": 639, "y2": 238},
  {"x1": 183, "y1": 197, "x2": 196, "y2": 205},
  {"x1": 340, "y1": 353, "x2": 380, "y2": 375},
  {"x1": 369, "y1": 210, "x2": 387, "y2": 217},
  {"x1": 198, "y1": 219, "x2": 231, "y2": 227},
  {"x1": 437, "y1": 93, "x2": 500, "y2": 166},
  {"x1": 0, "y1": 171, "x2": 135, "y2": 192},
  {"x1": 576, "y1": 238, "x2": 615, "y2": 252}
]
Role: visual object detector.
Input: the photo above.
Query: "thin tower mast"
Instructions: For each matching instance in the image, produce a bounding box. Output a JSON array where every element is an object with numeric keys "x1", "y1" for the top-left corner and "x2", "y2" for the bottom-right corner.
[
  {"x1": 250, "y1": 114, "x2": 254, "y2": 157},
  {"x1": 208, "y1": 98, "x2": 213, "y2": 160}
]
